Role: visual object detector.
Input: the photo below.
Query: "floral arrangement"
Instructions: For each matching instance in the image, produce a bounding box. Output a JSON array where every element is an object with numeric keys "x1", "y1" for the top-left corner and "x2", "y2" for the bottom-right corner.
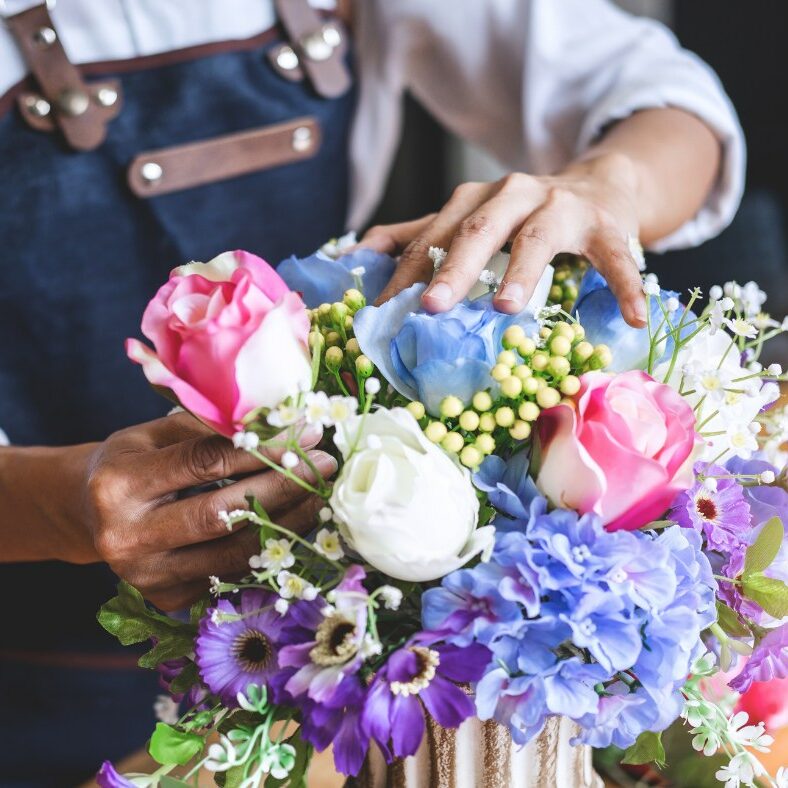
[{"x1": 97, "y1": 237, "x2": 788, "y2": 788}]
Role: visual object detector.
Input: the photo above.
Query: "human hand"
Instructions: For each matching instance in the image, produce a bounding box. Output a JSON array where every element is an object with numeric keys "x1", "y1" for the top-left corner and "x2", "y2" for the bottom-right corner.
[
  {"x1": 81, "y1": 412, "x2": 335, "y2": 611},
  {"x1": 361, "y1": 153, "x2": 646, "y2": 327}
]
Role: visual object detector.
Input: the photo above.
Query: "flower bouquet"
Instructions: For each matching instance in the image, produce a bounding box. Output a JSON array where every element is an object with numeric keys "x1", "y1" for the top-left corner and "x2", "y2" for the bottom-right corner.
[{"x1": 97, "y1": 237, "x2": 788, "y2": 788}]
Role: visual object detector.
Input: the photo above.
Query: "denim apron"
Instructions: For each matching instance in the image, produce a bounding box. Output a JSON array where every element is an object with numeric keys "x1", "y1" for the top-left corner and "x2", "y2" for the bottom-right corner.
[{"x1": 0, "y1": 5, "x2": 355, "y2": 783}]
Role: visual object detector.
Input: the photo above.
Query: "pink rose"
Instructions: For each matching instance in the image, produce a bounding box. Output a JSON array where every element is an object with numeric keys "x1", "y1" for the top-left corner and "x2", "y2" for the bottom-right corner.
[
  {"x1": 126, "y1": 250, "x2": 311, "y2": 437},
  {"x1": 534, "y1": 370, "x2": 699, "y2": 531}
]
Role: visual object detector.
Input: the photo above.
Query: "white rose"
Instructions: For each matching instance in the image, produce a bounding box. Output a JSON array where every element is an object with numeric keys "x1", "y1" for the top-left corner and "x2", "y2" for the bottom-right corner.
[{"x1": 328, "y1": 408, "x2": 492, "y2": 582}]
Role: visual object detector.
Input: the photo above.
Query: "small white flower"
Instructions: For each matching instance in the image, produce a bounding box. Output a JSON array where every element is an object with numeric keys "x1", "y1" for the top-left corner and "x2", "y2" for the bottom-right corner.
[
  {"x1": 274, "y1": 598, "x2": 289, "y2": 615},
  {"x1": 304, "y1": 390, "x2": 332, "y2": 425},
  {"x1": 365, "y1": 377, "x2": 381, "y2": 395},
  {"x1": 726, "y1": 423, "x2": 759, "y2": 459},
  {"x1": 720, "y1": 296, "x2": 735, "y2": 311},
  {"x1": 749, "y1": 421, "x2": 762, "y2": 434},
  {"x1": 318, "y1": 506, "x2": 333, "y2": 523},
  {"x1": 709, "y1": 285, "x2": 724, "y2": 301},
  {"x1": 725, "y1": 317, "x2": 758, "y2": 338},
  {"x1": 277, "y1": 570, "x2": 318, "y2": 601},
  {"x1": 643, "y1": 281, "x2": 660, "y2": 296},
  {"x1": 782, "y1": 316, "x2": 788, "y2": 331},
  {"x1": 685, "y1": 365, "x2": 731, "y2": 403},
  {"x1": 205, "y1": 735, "x2": 238, "y2": 772},
  {"x1": 327, "y1": 395, "x2": 358, "y2": 424},
  {"x1": 740, "y1": 281, "x2": 767, "y2": 318},
  {"x1": 762, "y1": 381, "x2": 780, "y2": 404},
  {"x1": 359, "y1": 633, "x2": 383, "y2": 659},
  {"x1": 350, "y1": 265, "x2": 366, "y2": 277},
  {"x1": 478, "y1": 269, "x2": 500, "y2": 287},
  {"x1": 666, "y1": 296, "x2": 680, "y2": 313},
  {"x1": 378, "y1": 585, "x2": 403, "y2": 610},
  {"x1": 232, "y1": 431, "x2": 260, "y2": 451},
  {"x1": 767, "y1": 363, "x2": 783, "y2": 376},
  {"x1": 708, "y1": 299, "x2": 727, "y2": 335},
  {"x1": 282, "y1": 451, "x2": 299, "y2": 469},
  {"x1": 759, "y1": 470, "x2": 776, "y2": 484},
  {"x1": 209, "y1": 575, "x2": 222, "y2": 595},
  {"x1": 154, "y1": 694, "x2": 180, "y2": 725},
  {"x1": 748, "y1": 361, "x2": 763, "y2": 373},
  {"x1": 315, "y1": 528, "x2": 344, "y2": 560},
  {"x1": 319, "y1": 231, "x2": 358, "y2": 259},
  {"x1": 210, "y1": 608, "x2": 224, "y2": 625},
  {"x1": 218, "y1": 509, "x2": 249, "y2": 530},
  {"x1": 250, "y1": 538, "x2": 295, "y2": 572},
  {"x1": 724, "y1": 281, "x2": 742, "y2": 299},
  {"x1": 776, "y1": 766, "x2": 788, "y2": 788},
  {"x1": 644, "y1": 272, "x2": 659, "y2": 284},
  {"x1": 728, "y1": 711, "x2": 774, "y2": 752},
  {"x1": 267, "y1": 404, "x2": 303, "y2": 428},
  {"x1": 428, "y1": 246, "x2": 447, "y2": 271},
  {"x1": 628, "y1": 235, "x2": 646, "y2": 270}
]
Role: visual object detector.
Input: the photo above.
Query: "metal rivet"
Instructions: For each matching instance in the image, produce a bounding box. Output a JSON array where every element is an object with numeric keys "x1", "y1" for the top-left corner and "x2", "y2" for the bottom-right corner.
[
  {"x1": 291, "y1": 126, "x2": 312, "y2": 152},
  {"x1": 275, "y1": 45, "x2": 300, "y2": 71},
  {"x1": 140, "y1": 161, "x2": 163, "y2": 183},
  {"x1": 301, "y1": 31, "x2": 333, "y2": 62},
  {"x1": 322, "y1": 24, "x2": 341, "y2": 48},
  {"x1": 33, "y1": 26, "x2": 57, "y2": 47},
  {"x1": 57, "y1": 88, "x2": 89, "y2": 117},
  {"x1": 95, "y1": 86, "x2": 118, "y2": 107},
  {"x1": 23, "y1": 94, "x2": 51, "y2": 117}
]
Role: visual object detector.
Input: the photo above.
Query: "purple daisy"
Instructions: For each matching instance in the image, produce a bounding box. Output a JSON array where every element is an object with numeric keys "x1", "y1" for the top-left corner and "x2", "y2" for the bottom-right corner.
[
  {"x1": 96, "y1": 761, "x2": 134, "y2": 788},
  {"x1": 195, "y1": 589, "x2": 287, "y2": 706},
  {"x1": 669, "y1": 462, "x2": 751, "y2": 554},
  {"x1": 362, "y1": 634, "x2": 491, "y2": 760}
]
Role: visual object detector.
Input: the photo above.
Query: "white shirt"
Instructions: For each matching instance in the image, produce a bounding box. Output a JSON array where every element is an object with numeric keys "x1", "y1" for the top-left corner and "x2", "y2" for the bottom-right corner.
[{"x1": 0, "y1": 0, "x2": 744, "y2": 252}]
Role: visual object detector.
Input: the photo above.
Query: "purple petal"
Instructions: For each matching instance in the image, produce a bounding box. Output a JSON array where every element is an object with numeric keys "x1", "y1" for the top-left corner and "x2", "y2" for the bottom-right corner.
[
  {"x1": 332, "y1": 711, "x2": 370, "y2": 776},
  {"x1": 390, "y1": 694, "x2": 426, "y2": 758},
  {"x1": 436, "y1": 643, "x2": 492, "y2": 683},
  {"x1": 362, "y1": 679, "x2": 393, "y2": 745},
  {"x1": 420, "y1": 674, "x2": 476, "y2": 728}
]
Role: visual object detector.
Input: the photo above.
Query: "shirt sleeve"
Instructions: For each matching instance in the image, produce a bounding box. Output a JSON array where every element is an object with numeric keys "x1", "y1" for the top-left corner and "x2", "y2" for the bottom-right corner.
[{"x1": 382, "y1": 0, "x2": 745, "y2": 253}]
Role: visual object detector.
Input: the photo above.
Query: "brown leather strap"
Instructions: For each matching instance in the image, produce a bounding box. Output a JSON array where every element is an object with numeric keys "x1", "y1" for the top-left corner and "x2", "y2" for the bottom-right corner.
[
  {"x1": 5, "y1": 3, "x2": 121, "y2": 150},
  {"x1": 275, "y1": 0, "x2": 351, "y2": 98},
  {"x1": 127, "y1": 116, "x2": 322, "y2": 198}
]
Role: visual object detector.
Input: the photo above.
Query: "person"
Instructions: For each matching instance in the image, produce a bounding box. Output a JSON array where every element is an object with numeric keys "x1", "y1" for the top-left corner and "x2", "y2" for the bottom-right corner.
[{"x1": 0, "y1": 0, "x2": 743, "y2": 784}]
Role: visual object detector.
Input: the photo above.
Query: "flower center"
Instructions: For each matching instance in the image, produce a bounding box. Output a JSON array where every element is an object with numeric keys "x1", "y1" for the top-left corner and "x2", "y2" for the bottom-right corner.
[
  {"x1": 578, "y1": 620, "x2": 597, "y2": 637},
  {"x1": 572, "y1": 545, "x2": 591, "y2": 563},
  {"x1": 389, "y1": 647, "x2": 441, "y2": 697},
  {"x1": 310, "y1": 615, "x2": 359, "y2": 666},
  {"x1": 232, "y1": 629, "x2": 275, "y2": 673},
  {"x1": 695, "y1": 494, "x2": 718, "y2": 522}
]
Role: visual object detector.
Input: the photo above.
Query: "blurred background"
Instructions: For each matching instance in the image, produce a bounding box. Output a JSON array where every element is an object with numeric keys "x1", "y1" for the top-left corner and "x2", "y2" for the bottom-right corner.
[{"x1": 370, "y1": 0, "x2": 788, "y2": 366}]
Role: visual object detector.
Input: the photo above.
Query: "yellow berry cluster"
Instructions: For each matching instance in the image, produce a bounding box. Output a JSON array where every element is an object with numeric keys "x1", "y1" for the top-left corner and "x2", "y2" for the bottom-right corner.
[
  {"x1": 308, "y1": 289, "x2": 375, "y2": 393},
  {"x1": 412, "y1": 321, "x2": 612, "y2": 469},
  {"x1": 547, "y1": 255, "x2": 588, "y2": 312}
]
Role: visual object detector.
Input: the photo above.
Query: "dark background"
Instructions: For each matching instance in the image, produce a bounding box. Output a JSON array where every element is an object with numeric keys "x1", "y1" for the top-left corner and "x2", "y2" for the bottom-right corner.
[{"x1": 371, "y1": 2, "x2": 788, "y2": 361}]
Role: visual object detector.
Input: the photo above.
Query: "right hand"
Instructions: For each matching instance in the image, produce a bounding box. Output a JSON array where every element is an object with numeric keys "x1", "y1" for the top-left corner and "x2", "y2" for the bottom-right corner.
[{"x1": 80, "y1": 412, "x2": 336, "y2": 611}]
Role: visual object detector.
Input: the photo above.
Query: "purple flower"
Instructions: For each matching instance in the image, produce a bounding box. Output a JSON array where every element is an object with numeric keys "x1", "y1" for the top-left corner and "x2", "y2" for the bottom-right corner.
[
  {"x1": 730, "y1": 624, "x2": 788, "y2": 693},
  {"x1": 363, "y1": 635, "x2": 491, "y2": 759},
  {"x1": 279, "y1": 566, "x2": 370, "y2": 704},
  {"x1": 195, "y1": 590, "x2": 287, "y2": 706},
  {"x1": 475, "y1": 668, "x2": 549, "y2": 745},
  {"x1": 669, "y1": 462, "x2": 751, "y2": 554},
  {"x1": 96, "y1": 762, "x2": 134, "y2": 788},
  {"x1": 473, "y1": 451, "x2": 539, "y2": 525},
  {"x1": 727, "y1": 457, "x2": 788, "y2": 527}
]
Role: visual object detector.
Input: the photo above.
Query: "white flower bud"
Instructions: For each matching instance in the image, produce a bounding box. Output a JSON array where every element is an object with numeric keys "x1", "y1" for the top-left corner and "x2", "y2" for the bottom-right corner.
[
  {"x1": 643, "y1": 281, "x2": 660, "y2": 296},
  {"x1": 365, "y1": 377, "x2": 381, "y2": 394},
  {"x1": 767, "y1": 363, "x2": 783, "y2": 376},
  {"x1": 666, "y1": 297, "x2": 680, "y2": 313},
  {"x1": 282, "y1": 451, "x2": 299, "y2": 469},
  {"x1": 319, "y1": 506, "x2": 333, "y2": 522},
  {"x1": 720, "y1": 296, "x2": 735, "y2": 311},
  {"x1": 759, "y1": 470, "x2": 776, "y2": 484},
  {"x1": 709, "y1": 285, "x2": 723, "y2": 301},
  {"x1": 274, "y1": 598, "x2": 289, "y2": 615},
  {"x1": 703, "y1": 477, "x2": 718, "y2": 492}
]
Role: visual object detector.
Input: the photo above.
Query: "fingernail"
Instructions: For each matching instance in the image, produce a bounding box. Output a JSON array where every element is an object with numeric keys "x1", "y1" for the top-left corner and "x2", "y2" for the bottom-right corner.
[
  {"x1": 424, "y1": 282, "x2": 453, "y2": 304},
  {"x1": 496, "y1": 283, "x2": 524, "y2": 306},
  {"x1": 632, "y1": 299, "x2": 648, "y2": 326},
  {"x1": 307, "y1": 450, "x2": 338, "y2": 477},
  {"x1": 299, "y1": 422, "x2": 324, "y2": 446}
]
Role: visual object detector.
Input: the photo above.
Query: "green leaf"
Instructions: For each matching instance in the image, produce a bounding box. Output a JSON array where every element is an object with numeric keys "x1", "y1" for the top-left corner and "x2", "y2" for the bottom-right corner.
[
  {"x1": 715, "y1": 602, "x2": 750, "y2": 638},
  {"x1": 189, "y1": 596, "x2": 210, "y2": 626},
  {"x1": 744, "y1": 517, "x2": 784, "y2": 576},
  {"x1": 621, "y1": 731, "x2": 666, "y2": 768},
  {"x1": 97, "y1": 582, "x2": 186, "y2": 646},
  {"x1": 169, "y1": 661, "x2": 200, "y2": 696},
  {"x1": 311, "y1": 338, "x2": 322, "y2": 388},
  {"x1": 216, "y1": 764, "x2": 246, "y2": 788},
  {"x1": 137, "y1": 633, "x2": 195, "y2": 669},
  {"x1": 148, "y1": 722, "x2": 204, "y2": 766},
  {"x1": 741, "y1": 573, "x2": 788, "y2": 619},
  {"x1": 160, "y1": 777, "x2": 192, "y2": 788}
]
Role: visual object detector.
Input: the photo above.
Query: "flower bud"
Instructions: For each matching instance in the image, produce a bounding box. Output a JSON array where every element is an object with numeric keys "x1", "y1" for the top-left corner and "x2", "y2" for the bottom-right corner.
[
  {"x1": 522, "y1": 378, "x2": 539, "y2": 396},
  {"x1": 440, "y1": 395, "x2": 464, "y2": 419},
  {"x1": 539, "y1": 326, "x2": 552, "y2": 340},
  {"x1": 325, "y1": 346, "x2": 344, "y2": 370},
  {"x1": 572, "y1": 323, "x2": 585, "y2": 339},
  {"x1": 549, "y1": 284, "x2": 564, "y2": 302},
  {"x1": 355, "y1": 354, "x2": 374, "y2": 378},
  {"x1": 308, "y1": 330, "x2": 325, "y2": 350},
  {"x1": 559, "y1": 375, "x2": 581, "y2": 396},
  {"x1": 491, "y1": 363, "x2": 511, "y2": 382},
  {"x1": 497, "y1": 350, "x2": 518, "y2": 368},
  {"x1": 513, "y1": 364, "x2": 533, "y2": 381},
  {"x1": 459, "y1": 445, "x2": 482, "y2": 469},
  {"x1": 345, "y1": 337, "x2": 361, "y2": 358},
  {"x1": 442, "y1": 432, "x2": 465, "y2": 454},
  {"x1": 343, "y1": 288, "x2": 366, "y2": 312},
  {"x1": 553, "y1": 322, "x2": 575, "y2": 340},
  {"x1": 459, "y1": 410, "x2": 480, "y2": 431},
  {"x1": 549, "y1": 335, "x2": 572, "y2": 357},
  {"x1": 502, "y1": 325, "x2": 526, "y2": 349},
  {"x1": 344, "y1": 315, "x2": 354, "y2": 331},
  {"x1": 424, "y1": 421, "x2": 448, "y2": 443},
  {"x1": 479, "y1": 413, "x2": 496, "y2": 432},
  {"x1": 501, "y1": 376, "x2": 523, "y2": 398},
  {"x1": 518, "y1": 337, "x2": 537, "y2": 357},
  {"x1": 530, "y1": 351, "x2": 549, "y2": 371},
  {"x1": 406, "y1": 401, "x2": 426, "y2": 420},
  {"x1": 518, "y1": 401, "x2": 540, "y2": 421},
  {"x1": 330, "y1": 302, "x2": 349, "y2": 324},
  {"x1": 536, "y1": 386, "x2": 561, "y2": 409},
  {"x1": 509, "y1": 420, "x2": 532, "y2": 441},
  {"x1": 325, "y1": 331, "x2": 342, "y2": 347},
  {"x1": 548, "y1": 356, "x2": 571, "y2": 378},
  {"x1": 572, "y1": 341, "x2": 594, "y2": 363},
  {"x1": 564, "y1": 285, "x2": 578, "y2": 302},
  {"x1": 475, "y1": 433, "x2": 496, "y2": 454},
  {"x1": 317, "y1": 302, "x2": 332, "y2": 321},
  {"x1": 589, "y1": 344, "x2": 613, "y2": 370},
  {"x1": 494, "y1": 406, "x2": 515, "y2": 428},
  {"x1": 473, "y1": 391, "x2": 493, "y2": 411}
]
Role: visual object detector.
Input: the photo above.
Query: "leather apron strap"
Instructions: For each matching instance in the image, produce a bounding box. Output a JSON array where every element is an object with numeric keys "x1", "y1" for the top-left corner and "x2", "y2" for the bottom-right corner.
[{"x1": 4, "y1": 2, "x2": 121, "y2": 150}]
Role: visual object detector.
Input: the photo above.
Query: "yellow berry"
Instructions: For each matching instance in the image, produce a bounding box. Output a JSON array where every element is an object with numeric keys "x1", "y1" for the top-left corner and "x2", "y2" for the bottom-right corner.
[
  {"x1": 572, "y1": 341, "x2": 594, "y2": 363},
  {"x1": 535, "y1": 378, "x2": 548, "y2": 390},
  {"x1": 509, "y1": 420, "x2": 532, "y2": 441},
  {"x1": 536, "y1": 387, "x2": 561, "y2": 409},
  {"x1": 497, "y1": 350, "x2": 518, "y2": 368},
  {"x1": 460, "y1": 445, "x2": 482, "y2": 469},
  {"x1": 355, "y1": 354, "x2": 374, "y2": 377},
  {"x1": 475, "y1": 433, "x2": 496, "y2": 454},
  {"x1": 491, "y1": 363, "x2": 511, "y2": 382},
  {"x1": 549, "y1": 284, "x2": 564, "y2": 302},
  {"x1": 572, "y1": 323, "x2": 586, "y2": 339},
  {"x1": 522, "y1": 378, "x2": 539, "y2": 396},
  {"x1": 473, "y1": 391, "x2": 493, "y2": 412},
  {"x1": 564, "y1": 285, "x2": 578, "y2": 301},
  {"x1": 325, "y1": 331, "x2": 342, "y2": 347},
  {"x1": 318, "y1": 303, "x2": 332, "y2": 319},
  {"x1": 440, "y1": 395, "x2": 464, "y2": 419},
  {"x1": 553, "y1": 322, "x2": 575, "y2": 340},
  {"x1": 308, "y1": 330, "x2": 324, "y2": 350},
  {"x1": 549, "y1": 336, "x2": 572, "y2": 357},
  {"x1": 548, "y1": 356, "x2": 571, "y2": 378},
  {"x1": 518, "y1": 401, "x2": 540, "y2": 422},
  {"x1": 330, "y1": 302, "x2": 349, "y2": 323},
  {"x1": 406, "y1": 401, "x2": 426, "y2": 420},
  {"x1": 425, "y1": 421, "x2": 448, "y2": 443},
  {"x1": 539, "y1": 326, "x2": 552, "y2": 340},
  {"x1": 459, "y1": 410, "x2": 480, "y2": 431},
  {"x1": 494, "y1": 407, "x2": 515, "y2": 428},
  {"x1": 345, "y1": 337, "x2": 361, "y2": 358},
  {"x1": 554, "y1": 268, "x2": 568, "y2": 283},
  {"x1": 502, "y1": 325, "x2": 526, "y2": 349},
  {"x1": 325, "y1": 346, "x2": 344, "y2": 370},
  {"x1": 518, "y1": 337, "x2": 537, "y2": 357},
  {"x1": 531, "y1": 352, "x2": 549, "y2": 371},
  {"x1": 343, "y1": 288, "x2": 365, "y2": 311},
  {"x1": 442, "y1": 432, "x2": 465, "y2": 454},
  {"x1": 479, "y1": 413, "x2": 496, "y2": 432},
  {"x1": 589, "y1": 344, "x2": 613, "y2": 370},
  {"x1": 344, "y1": 315, "x2": 354, "y2": 331},
  {"x1": 513, "y1": 364, "x2": 533, "y2": 381},
  {"x1": 501, "y1": 376, "x2": 523, "y2": 398},
  {"x1": 560, "y1": 375, "x2": 581, "y2": 396}
]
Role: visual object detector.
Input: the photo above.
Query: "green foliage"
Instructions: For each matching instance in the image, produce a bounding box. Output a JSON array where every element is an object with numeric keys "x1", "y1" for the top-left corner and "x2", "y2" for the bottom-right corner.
[
  {"x1": 148, "y1": 722, "x2": 204, "y2": 766},
  {"x1": 715, "y1": 602, "x2": 750, "y2": 638},
  {"x1": 743, "y1": 517, "x2": 783, "y2": 574},
  {"x1": 160, "y1": 777, "x2": 193, "y2": 788},
  {"x1": 169, "y1": 660, "x2": 199, "y2": 696},
  {"x1": 97, "y1": 581, "x2": 196, "y2": 670},
  {"x1": 621, "y1": 730, "x2": 666, "y2": 769},
  {"x1": 740, "y1": 517, "x2": 788, "y2": 619}
]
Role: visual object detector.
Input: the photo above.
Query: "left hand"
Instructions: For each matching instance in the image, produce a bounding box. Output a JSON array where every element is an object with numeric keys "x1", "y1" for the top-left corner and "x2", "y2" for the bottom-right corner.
[{"x1": 361, "y1": 154, "x2": 647, "y2": 327}]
